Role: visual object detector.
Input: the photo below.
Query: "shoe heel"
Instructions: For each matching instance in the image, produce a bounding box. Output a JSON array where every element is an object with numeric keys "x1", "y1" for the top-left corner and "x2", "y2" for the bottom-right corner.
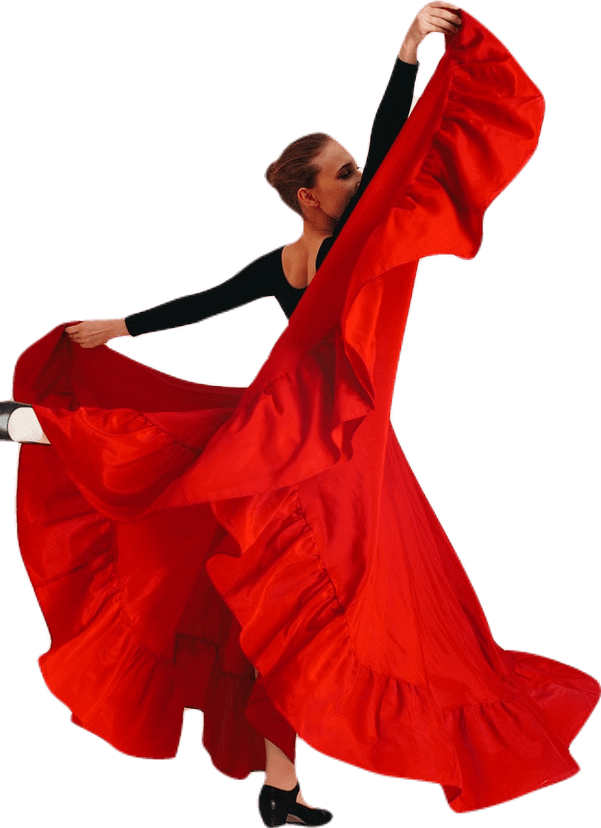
[{"x1": 258, "y1": 785, "x2": 289, "y2": 827}]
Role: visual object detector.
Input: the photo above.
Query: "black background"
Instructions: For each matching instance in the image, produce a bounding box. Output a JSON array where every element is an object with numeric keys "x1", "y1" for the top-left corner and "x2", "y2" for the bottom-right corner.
[{"x1": 0, "y1": 4, "x2": 599, "y2": 825}]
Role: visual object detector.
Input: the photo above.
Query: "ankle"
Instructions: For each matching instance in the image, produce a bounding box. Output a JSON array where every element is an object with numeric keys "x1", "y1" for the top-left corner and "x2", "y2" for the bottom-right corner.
[
  {"x1": 264, "y1": 772, "x2": 298, "y2": 791},
  {"x1": 263, "y1": 734, "x2": 298, "y2": 792}
]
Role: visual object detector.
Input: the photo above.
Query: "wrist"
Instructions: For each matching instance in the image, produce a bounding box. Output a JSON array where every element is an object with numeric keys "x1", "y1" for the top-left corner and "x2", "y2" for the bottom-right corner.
[
  {"x1": 113, "y1": 318, "x2": 129, "y2": 338},
  {"x1": 398, "y1": 35, "x2": 420, "y2": 65}
]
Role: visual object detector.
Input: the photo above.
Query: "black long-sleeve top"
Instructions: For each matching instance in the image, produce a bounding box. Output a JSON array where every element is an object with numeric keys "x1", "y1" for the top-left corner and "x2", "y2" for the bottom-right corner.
[{"x1": 125, "y1": 58, "x2": 418, "y2": 335}]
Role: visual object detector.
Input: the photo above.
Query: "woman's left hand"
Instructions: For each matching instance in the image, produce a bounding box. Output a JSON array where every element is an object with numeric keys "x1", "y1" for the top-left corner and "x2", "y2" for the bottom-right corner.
[{"x1": 65, "y1": 318, "x2": 129, "y2": 348}]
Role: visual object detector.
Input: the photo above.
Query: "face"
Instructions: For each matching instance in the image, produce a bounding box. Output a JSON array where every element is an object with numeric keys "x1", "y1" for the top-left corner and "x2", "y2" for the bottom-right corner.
[{"x1": 299, "y1": 139, "x2": 362, "y2": 224}]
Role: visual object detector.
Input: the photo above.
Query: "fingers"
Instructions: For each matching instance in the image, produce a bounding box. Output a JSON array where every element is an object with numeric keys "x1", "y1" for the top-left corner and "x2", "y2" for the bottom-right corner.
[
  {"x1": 423, "y1": 0, "x2": 461, "y2": 20},
  {"x1": 66, "y1": 323, "x2": 85, "y2": 345},
  {"x1": 66, "y1": 322, "x2": 97, "y2": 347},
  {"x1": 425, "y1": 7, "x2": 461, "y2": 24},
  {"x1": 429, "y1": 15, "x2": 462, "y2": 35},
  {"x1": 66, "y1": 324, "x2": 83, "y2": 343},
  {"x1": 420, "y1": 6, "x2": 462, "y2": 36},
  {"x1": 66, "y1": 319, "x2": 123, "y2": 348}
]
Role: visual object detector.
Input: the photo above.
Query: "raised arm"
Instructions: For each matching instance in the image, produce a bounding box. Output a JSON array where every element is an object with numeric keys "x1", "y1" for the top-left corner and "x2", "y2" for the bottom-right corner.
[
  {"x1": 358, "y1": 2, "x2": 461, "y2": 201},
  {"x1": 317, "y1": 2, "x2": 461, "y2": 267}
]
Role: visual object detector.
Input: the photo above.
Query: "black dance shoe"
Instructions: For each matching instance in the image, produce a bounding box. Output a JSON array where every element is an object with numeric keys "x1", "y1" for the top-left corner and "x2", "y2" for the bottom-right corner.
[
  {"x1": 0, "y1": 402, "x2": 32, "y2": 442},
  {"x1": 258, "y1": 782, "x2": 333, "y2": 826}
]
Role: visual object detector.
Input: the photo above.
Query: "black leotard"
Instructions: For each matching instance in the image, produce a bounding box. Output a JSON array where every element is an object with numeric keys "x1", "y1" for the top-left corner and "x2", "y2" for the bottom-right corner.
[{"x1": 125, "y1": 58, "x2": 418, "y2": 335}]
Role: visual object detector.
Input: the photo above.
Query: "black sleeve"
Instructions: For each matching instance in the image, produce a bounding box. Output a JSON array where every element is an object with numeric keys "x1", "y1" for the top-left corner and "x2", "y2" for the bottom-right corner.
[
  {"x1": 359, "y1": 57, "x2": 418, "y2": 188},
  {"x1": 125, "y1": 61, "x2": 417, "y2": 335},
  {"x1": 124, "y1": 249, "x2": 280, "y2": 336},
  {"x1": 316, "y1": 58, "x2": 418, "y2": 269}
]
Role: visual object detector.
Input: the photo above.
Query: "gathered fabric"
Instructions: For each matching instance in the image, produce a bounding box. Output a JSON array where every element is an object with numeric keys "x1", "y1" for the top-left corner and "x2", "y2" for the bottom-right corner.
[{"x1": 13, "y1": 12, "x2": 598, "y2": 813}]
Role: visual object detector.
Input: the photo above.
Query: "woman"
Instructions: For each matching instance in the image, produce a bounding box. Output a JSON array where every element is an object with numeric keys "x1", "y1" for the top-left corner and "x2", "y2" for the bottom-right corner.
[
  {"x1": 3, "y1": 4, "x2": 599, "y2": 823},
  {"x1": 1, "y1": 1, "x2": 457, "y2": 419},
  {"x1": 1, "y1": 3, "x2": 463, "y2": 825}
]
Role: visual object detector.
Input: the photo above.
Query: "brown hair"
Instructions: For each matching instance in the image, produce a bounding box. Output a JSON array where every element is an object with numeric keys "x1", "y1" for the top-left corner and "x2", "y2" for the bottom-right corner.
[{"x1": 265, "y1": 132, "x2": 332, "y2": 215}]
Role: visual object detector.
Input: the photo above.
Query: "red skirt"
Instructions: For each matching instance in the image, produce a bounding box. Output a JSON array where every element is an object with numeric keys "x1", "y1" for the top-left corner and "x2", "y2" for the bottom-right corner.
[{"x1": 13, "y1": 12, "x2": 599, "y2": 813}]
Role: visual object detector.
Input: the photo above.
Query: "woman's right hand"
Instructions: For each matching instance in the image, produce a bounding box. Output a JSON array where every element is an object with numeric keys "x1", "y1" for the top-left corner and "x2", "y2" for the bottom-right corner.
[
  {"x1": 399, "y1": 3, "x2": 462, "y2": 63},
  {"x1": 65, "y1": 319, "x2": 130, "y2": 348}
]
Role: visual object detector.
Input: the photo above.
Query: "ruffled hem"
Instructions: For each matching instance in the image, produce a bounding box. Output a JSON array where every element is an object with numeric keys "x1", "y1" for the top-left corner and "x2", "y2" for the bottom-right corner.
[
  {"x1": 207, "y1": 438, "x2": 599, "y2": 812},
  {"x1": 16, "y1": 421, "x2": 293, "y2": 774},
  {"x1": 18, "y1": 405, "x2": 599, "y2": 808},
  {"x1": 12, "y1": 11, "x2": 599, "y2": 814}
]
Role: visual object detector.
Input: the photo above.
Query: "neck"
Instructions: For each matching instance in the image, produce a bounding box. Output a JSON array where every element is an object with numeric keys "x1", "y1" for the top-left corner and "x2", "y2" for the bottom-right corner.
[{"x1": 299, "y1": 211, "x2": 336, "y2": 248}]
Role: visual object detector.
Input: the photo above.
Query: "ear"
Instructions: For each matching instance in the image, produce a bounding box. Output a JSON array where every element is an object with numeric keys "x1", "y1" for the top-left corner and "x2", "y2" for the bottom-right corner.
[{"x1": 297, "y1": 186, "x2": 320, "y2": 211}]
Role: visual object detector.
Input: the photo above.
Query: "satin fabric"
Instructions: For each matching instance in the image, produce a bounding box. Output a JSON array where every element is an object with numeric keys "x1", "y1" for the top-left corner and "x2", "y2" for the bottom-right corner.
[{"x1": 13, "y1": 13, "x2": 599, "y2": 812}]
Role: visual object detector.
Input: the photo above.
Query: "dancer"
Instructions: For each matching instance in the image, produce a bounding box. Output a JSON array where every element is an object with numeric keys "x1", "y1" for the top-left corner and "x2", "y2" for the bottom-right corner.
[
  {"x1": 3, "y1": 5, "x2": 599, "y2": 822},
  {"x1": 0, "y1": 0, "x2": 452, "y2": 419},
  {"x1": 1, "y1": 4, "x2": 462, "y2": 825}
]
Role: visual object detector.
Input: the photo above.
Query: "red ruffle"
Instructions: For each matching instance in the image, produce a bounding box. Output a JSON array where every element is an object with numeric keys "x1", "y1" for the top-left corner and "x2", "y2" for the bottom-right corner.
[{"x1": 13, "y1": 12, "x2": 599, "y2": 812}]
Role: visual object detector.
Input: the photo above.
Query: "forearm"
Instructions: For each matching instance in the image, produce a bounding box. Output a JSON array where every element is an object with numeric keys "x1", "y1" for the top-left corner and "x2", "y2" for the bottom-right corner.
[
  {"x1": 125, "y1": 281, "x2": 258, "y2": 337},
  {"x1": 398, "y1": 35, "x2": 419, "y2": 65}
]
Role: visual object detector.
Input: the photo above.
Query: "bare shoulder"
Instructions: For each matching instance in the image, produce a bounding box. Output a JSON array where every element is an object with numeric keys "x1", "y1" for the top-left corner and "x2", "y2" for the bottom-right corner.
[
  {"x1": 281, "y1": 241, "x2": 312, "y2": 289},
  {"x1": 282, "y1": 238, "x2": 328, "y2": 288}
]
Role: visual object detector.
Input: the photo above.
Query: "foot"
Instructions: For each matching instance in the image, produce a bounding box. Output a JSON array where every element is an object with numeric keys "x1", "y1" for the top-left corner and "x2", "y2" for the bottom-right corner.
[
  {"x1": 263, "y1": 776, "x2": 311, "y2": 808},
  {"x1": 259, "y1": 780, "x2": 332, "y2": 826},
  {"x1": 0, "y1": 401, "x2": 49, "y2": 444},
  {"x1": 296, "y1": 789, "x2": 311, "y2": 808},
  {"x1": 265, "y1": 775, "x2": 313, "y2": 808}
]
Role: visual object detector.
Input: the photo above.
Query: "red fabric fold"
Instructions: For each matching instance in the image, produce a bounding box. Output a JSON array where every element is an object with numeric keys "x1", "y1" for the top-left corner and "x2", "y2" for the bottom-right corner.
[{"x1": 13, "y1": 13, "x2": 598, "y2": 812}]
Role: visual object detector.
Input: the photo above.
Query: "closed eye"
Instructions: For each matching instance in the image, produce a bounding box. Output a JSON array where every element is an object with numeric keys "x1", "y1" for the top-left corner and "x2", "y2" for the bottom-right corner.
[{"x1": 339, "y1": 166, "x2": 361, "y2": 179}]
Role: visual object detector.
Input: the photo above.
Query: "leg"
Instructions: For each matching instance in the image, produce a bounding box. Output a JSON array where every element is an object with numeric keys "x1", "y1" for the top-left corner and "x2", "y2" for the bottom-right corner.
[
  {"x1": 265, "y1": 737, "x2": 301, "y2": 792},
  {"x1": 1, "y1": 403, "x2": 50, "y2": 444},
  {"x1": 257, "y1": 698, "x2": 333, "y2": 825},
  {"x1": 264, "y1": 739, "x2": 317, "y2": 808},
  {"x1": 254, "y1": 667, "x2": 312, "y2": 807}
]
